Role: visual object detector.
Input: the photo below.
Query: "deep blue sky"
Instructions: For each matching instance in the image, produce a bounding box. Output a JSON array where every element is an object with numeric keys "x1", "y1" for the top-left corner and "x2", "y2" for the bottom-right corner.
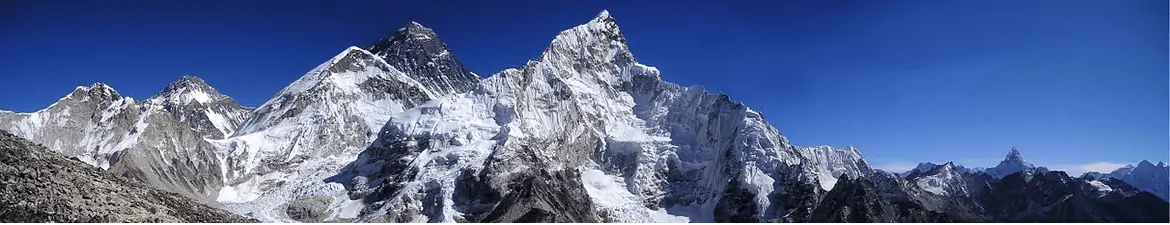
[{"x1": 1, "y1": 0, "x2": 1166, "y2": 173}]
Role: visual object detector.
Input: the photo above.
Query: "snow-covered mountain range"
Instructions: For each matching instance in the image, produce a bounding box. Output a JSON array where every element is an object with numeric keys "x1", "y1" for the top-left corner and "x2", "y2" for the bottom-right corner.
[
  {"x1": 0, "y1": 76, "x2": 250, "y2": 199},
  {"x1": 1082, "y1": 160, "x2": 1169, "y2": 201},
  {"x1": 0, "y1": 10, "x2": 1165, "y2": 223}
]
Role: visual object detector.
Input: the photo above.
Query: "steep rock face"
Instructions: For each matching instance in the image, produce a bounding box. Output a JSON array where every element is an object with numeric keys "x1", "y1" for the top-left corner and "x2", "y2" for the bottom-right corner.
[
  {"x1": 367, "y1": 22, "x2": 481, "y2": 95},
  {"x1": 0, "y1": 78, "x2": 252, "y2": 200},
  {"x1": 327, "y1": 10, "x2": 833, "y2": 223},
  {"x1": 0, "y1": 130, "x2": 254, "y2": 223},
  {"x1": 796, "y1": 145, "x2": 874, "y2": 191},
  {"x1": 213, "y1": 46, "x2": 439, "y2": 221}
]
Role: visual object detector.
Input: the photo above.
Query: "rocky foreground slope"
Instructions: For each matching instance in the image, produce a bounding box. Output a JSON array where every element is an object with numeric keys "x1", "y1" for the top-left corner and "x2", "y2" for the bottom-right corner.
[{"x1": 0, "y1": 130, "x2": 254, "y2": 223}]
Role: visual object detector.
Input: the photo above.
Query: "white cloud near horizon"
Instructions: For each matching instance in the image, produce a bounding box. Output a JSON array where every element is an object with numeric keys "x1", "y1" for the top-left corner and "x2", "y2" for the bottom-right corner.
[
  {"x1": 871, "y1": 161, "x2": 1129, "y2": 176},
  {"x1": 1048, "y1": 162, "x2": 1128, "y2": 176},
  {"x1": 873, "y1": 162, "x2": 917, "y2": 173}
]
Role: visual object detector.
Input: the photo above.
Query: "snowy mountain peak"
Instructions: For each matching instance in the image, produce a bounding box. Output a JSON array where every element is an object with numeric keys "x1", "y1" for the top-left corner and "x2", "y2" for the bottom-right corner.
[
  {"x1": 88, "y1": 82, "x2": 111, "y2": 89},
  {"x1": 65, "y1": 82, "x2": 124, "y2": 104},
  {"x1": 171, "y1": 75, "x2": 209, "y2": 87},
  {"x1": 536, "y1": 10, "x2": 642, "y2": 87},
  {"x1": 402, "y1": 21, "x2": 435, "y2": 36},
  {"x1": 941, "y1": 161, "x2": 956, "y2": 168},
  {"x1": 1006, "y1": 147, "x2": 1024, "y2": 162},
  {"x1": 365, "y1": 21, "x2": 479, "y2": 95},
  {"x1": 988, "y1": 147, "x2": 1048, "y2": 179},
  {"x1": 150, "y1": 75, "x2": 226, "y2": 105},
  {"x1": 215, "y1": 43, "x2": 440, "y2": 205},
  {"x1": 1159, "y1": 162, "x2": 1167, "y2": 168},
  {"x1": 1001, "y1": 148, "x2": 1028, "y2": 164},
  {"x1": 381, "y1": 22, "x2": 438, "y2": 44},
  {"x1": 593, "y1": 9, "x2": 613, "y2": 23},
  {"x1": 275, "y1": 45, "x2": 430, "y2": 97},
  {"x1": 233, "y1": 45, "x2": 436, "y2": 136},
  {"x1": 143, "y1": 75, "x2": 251, "y2": 138},
  {"x1": 916, "y1": 162, "x2": 957, "y2": 175},
  {"x1": 78, "y1": 82, "x2": 120, "y2": 97},
  {"x1": 561, "y1": 10, "x2": 624, "y2": 44}
]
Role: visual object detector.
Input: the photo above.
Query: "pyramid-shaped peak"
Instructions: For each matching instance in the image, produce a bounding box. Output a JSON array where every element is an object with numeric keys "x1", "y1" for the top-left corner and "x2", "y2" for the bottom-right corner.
[
  {"x1": 586, "y1": 9, "x2": 620, "y2": 30},
  {"x1": 367, "y1": 21, "x2": 447, "y2": 57},
  {"x1": 1137, "y1": 160, "x2": 1156, "y2": 168},
  {"x1": 79, "y1": 82, "x2": 119, "y2": 96},
  {"x1": 365, "y1": 20, "x2": 479, "y2": 95},
  {"x1": 149, "y1": 75, "x2": 228, "y2": 105},
  {"x1": 406, "y1": 21, "x2": 430, "y2": 30},
  {"x1": 342, "y1": 46, "x2": 365, "y2": 55},
  {"x1": 545, "y1": 10, "x2": 628, "y2": 55},
  {"x1": 593, "y1": 10, "x2": 612, "y2": 22},
  {"x1": 159, "y1": 75, "x2": 217, "y2": 94},
  {"x1": 178, "y1": 75, "x2": 203, "y2": 82},
  {"x1": 1005, "y1": 147, "x2": 1025, "y2": 162},
  {"x1": 1158, "y1": 161, "x2": 1167, "y2": 168},
  {"x1": 317, "y1": 46, "x2": 376, "y2": 67},
  {"x1": 989, "y1": 147, "x2": 1034, "y2": 179},
  {"x1": 391, "y1": 21, "x2": 438, "y2": 40},
  {"x1": 163, "y1": 75, "x2": 212, "y2": 91},
  {"x1": 66, "y1": 82, "x2": 123, "y2": 103},
  {"x1": 325, "y1": 46, "x2": 382, "y2": 70}
]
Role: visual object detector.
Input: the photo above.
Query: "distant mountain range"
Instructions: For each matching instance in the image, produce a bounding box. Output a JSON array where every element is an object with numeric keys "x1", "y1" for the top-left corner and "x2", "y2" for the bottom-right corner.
[{"x1": 0, "y1": 10, "x2": 1165, "y2": 223}]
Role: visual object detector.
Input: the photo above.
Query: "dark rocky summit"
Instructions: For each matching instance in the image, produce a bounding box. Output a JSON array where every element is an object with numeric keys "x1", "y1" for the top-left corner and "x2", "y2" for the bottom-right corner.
[
  {"x1": 0, "y1": 130, "x2": 255, "y2": 223},
  {"x1": 366, "y1": 22, "x2": 481, "y2": 95}
]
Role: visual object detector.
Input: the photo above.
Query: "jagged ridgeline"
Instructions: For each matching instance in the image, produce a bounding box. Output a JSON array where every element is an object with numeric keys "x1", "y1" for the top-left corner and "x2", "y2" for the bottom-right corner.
[
  {"x1": 0, "y1": 76, "x2": 250, "y2": 200},
  {"x1": 0, "y1": 10, "x2": 1165, "y2": 223}
]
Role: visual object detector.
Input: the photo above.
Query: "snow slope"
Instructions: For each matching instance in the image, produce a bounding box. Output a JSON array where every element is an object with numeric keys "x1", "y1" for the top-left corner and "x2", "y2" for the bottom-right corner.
[{"x1": 212, "y1": 46, "x2": 438, "y2": 221}]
